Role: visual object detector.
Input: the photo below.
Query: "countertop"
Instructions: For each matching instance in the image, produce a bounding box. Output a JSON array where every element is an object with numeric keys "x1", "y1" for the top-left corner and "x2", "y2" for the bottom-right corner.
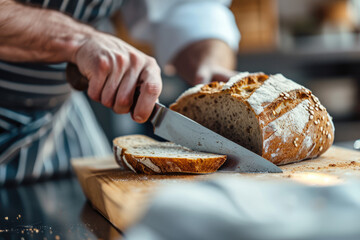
[
  {"x1": 0, "y1": 142, "x2": 357, "y2": 240},
  {"x1": 0, "y1": 176, "x2": 122, "y2": 240}
]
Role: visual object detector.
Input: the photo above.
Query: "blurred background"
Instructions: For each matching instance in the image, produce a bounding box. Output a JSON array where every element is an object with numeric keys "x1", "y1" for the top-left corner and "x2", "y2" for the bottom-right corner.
[{"x1": 90, "y1": 0, "x2": 360, "y2": 145}]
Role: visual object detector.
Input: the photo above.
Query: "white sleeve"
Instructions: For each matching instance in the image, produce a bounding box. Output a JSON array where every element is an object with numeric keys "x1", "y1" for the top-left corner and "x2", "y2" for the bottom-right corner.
[{"x1": 121, "y1": 0, "x2": 240, "y2": 68}]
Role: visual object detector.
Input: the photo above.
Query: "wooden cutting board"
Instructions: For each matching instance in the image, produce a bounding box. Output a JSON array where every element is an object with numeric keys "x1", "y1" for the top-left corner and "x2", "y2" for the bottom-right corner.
[{"x1": 72, "y1": 145, "x2": 360, "y2": 232}]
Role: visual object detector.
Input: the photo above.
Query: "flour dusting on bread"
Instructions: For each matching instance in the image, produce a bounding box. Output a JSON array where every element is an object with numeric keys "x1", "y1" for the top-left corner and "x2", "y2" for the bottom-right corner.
[
  {"x1": 113, "y1": 135, "x2": 227, "y2": 174},
  {"x1": 266, "y1": 100, "x2": 310, "y2": 141},
  {"x1": 247, "y1": 74, "x2": 305, "y2": 115},
  {"x1": 175, "y1": 84, "x2": 205, "y2": 102},
  {"x1": 135, "y1": 157, "x2": 161, "y2": 173},
  {"x1": 170, "y1": 72, "x2": 335, "y2": 165},
  {"x1": 223, "y1": 72, "x2": 250, "y2": 89},
  {"x1": 122, "y1": 155, "x2": 136, "y2": 172}
]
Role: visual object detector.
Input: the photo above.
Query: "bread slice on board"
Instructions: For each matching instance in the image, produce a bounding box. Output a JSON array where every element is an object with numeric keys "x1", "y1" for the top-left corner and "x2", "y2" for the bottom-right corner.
[
  {"x1": 170, "y1": 72, "x2": 335, "y2": 165},
  {"x1": 113, "y1": 135, "x2": 227, "y2": 174}
]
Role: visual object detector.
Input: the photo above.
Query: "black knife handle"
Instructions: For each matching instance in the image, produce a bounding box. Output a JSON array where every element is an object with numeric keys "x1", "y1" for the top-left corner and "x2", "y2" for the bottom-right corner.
[
  {"x1": 149, "y1": 102, "x2": 165, "y2": 127},
  {"x1": 66, "y1": 63, "x2": 89, "y2": 91},
  {"x1": 66, "y1": 62, "x2": 146, "y2": 116}
]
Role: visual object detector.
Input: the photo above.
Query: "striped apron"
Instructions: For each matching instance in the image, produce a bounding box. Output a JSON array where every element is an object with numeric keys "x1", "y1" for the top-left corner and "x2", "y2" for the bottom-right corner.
[{"x1": 0, "y1": 0, "x2": 122, "y2": 185}]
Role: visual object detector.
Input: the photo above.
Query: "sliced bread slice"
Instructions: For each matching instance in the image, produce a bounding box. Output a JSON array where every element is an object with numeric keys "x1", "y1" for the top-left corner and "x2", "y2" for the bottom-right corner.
[{"x1": 113, "y1": 135, "x2": 227, "y2": 174}]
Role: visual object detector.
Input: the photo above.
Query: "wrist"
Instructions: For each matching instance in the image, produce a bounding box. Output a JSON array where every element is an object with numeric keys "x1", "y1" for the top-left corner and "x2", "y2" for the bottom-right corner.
[
  {"x1": 62, "y1": 25, "x2": 95, "y2": 64},
  {"x1": 32, "y1": 8, "x2": 96, "y2": 63}
]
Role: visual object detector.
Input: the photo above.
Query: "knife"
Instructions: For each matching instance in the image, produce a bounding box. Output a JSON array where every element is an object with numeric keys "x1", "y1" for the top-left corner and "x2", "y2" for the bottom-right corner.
[{"x1": 66, "y1": 63, "x2": 283, "y2": 173}]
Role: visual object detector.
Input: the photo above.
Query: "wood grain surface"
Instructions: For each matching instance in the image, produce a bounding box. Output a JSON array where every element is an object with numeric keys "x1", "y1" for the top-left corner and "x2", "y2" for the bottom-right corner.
[{"x1": 72, "y1": 145, "x2": 360, "y2": 232}]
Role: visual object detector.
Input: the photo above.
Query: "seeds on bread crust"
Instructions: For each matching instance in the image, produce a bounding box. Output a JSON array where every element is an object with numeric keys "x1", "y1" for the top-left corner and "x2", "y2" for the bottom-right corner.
[{"x1": 170, "y1": 72, "x2": 335, "y2": 165}]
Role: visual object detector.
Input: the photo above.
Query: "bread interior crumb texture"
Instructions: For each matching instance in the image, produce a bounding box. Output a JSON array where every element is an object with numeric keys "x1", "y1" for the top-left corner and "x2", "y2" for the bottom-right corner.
[
  {"x1": 178, "y1": 93, "x2": 262, "y2": 154},
  {"x1": 128, "y1": 143, "x2": 222, "y2": 159}
]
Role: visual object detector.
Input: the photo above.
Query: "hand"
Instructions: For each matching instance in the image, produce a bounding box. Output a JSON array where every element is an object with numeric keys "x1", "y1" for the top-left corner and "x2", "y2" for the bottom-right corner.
[
  {"x1": 72, "y1": 31, "x2": 162, "y2": 123},
  {"x1": 193, "y1": 63, "x2": 238, "y2": 85},
  {"x1": 172, "y1": 39, "x2": 237, "y2": 86},
  {"x1": 0, "y1": 1, "x2": 160, "y2": 123}
]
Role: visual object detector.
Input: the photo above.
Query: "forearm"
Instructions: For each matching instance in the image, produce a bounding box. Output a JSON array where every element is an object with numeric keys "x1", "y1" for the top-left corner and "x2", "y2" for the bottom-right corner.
[
  {"x1": 0, "y1": 0, "x2": 94, "y2": 63},
  {"x1": 0, "y1": 1, "x2": 161, "y2": 123},
  {"x1": 172, "y1": 39, "x2": 237, "y2": 84}
]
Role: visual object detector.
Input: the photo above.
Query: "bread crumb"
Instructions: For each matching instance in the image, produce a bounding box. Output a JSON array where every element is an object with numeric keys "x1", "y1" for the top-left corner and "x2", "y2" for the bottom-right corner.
[
  {"x1": 4, "y1": 217, "x2": 8, "y2": 220},
  {"x1": 329, "y1": 164, "x2": 336, "y2": 167}
]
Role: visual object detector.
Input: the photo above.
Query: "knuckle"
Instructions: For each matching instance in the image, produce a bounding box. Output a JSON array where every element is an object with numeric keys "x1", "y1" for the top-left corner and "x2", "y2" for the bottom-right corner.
[
  {"x1": 147, "y1": 57, "x2": 157, "y2": 65},
  {"x1": 115, "y1": 53, "x2": 124, "y2": 64},
  {"x1": 97, "y1": 56, "x2": 111, "y2": 72},
  {"x1": 147, "y1": 57, "x2": 160, "y2": 71},
  {"x1": 130, "y1": 53, "x2": 143, "y2": 69},
  {"x1": 143, "y1": 81, "x2": 162, "y2": 96}
]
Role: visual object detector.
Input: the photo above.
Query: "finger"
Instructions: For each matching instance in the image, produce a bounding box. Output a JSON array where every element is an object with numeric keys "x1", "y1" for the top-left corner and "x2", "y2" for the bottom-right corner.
[
  {"x1": 113, "y1": 53, "x2": 144, "y2": 114},
  {"x1": 100, "y1": 55, "x2": 127, "y2": 108},
  {"x1": 132, "y1": 65, "x2": 162, "y2": 123},
  {"x1": 112, "y1": 68, "x2": 138, "y2": 114},
  {"x1": 211, "y1": 69, "x2": 238, "y2": 82},
  {"x1": 194, "y1": 65, "x2": 212, "y2": 85},
  {"x1": 87, "y1": 55, "x2": 111, "y2": 102}
]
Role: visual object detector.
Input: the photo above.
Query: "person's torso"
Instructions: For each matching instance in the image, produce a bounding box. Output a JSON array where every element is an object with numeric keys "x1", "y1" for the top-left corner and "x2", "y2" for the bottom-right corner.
[
  {"x1": 19, "y1": 0, "x2": 119, "y2": 22},
  {"x1": 0, "y1": 0, "x2": 122, "y2": 110}
]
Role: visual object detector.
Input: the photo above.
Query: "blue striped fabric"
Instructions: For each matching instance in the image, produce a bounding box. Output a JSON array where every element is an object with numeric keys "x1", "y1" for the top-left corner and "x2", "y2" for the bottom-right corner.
[
  {"x1": 0, "y1": 0, "x2": 118, "y2": 185},
  {"x1": 0, "y1": 92, "x2": 111, "y2": 185}
]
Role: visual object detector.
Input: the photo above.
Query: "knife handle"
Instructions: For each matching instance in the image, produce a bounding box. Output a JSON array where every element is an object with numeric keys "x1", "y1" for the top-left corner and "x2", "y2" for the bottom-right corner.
[
  {"x1": 65, "y1": 62, "x2": 144, "y2": 115},
  {"x1": 66, "y1": 63, "x2": 89, "y2": 91},
  {"x1": 149, "y1": 102, "x2": 165, "y2": 127}
]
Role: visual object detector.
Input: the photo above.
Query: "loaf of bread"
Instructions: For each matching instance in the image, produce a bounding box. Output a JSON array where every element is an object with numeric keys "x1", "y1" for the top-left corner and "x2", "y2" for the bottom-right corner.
[
  {"x1": 170, "y1": 72, "x2": 335, "y2": 165},
  {"x1": 113, "y1": 135, "x2": 227, "y2": 174}
]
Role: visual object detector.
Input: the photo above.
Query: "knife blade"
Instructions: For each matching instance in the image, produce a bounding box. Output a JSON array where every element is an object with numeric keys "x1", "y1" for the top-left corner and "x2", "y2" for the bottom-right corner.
[
  {"x1": 149, "y1": 103, "x2": 283, "y2": 173},
  {"x1": 66, "y1": 63, "x2": 282, "y2": 173}
]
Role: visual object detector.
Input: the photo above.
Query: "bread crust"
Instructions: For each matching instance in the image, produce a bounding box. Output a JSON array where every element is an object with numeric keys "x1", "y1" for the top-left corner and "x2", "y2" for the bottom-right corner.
[
  {"x1": 113, "y1": 135, "x2": 227, "y2": 174},
  {"x1": 170, "y1": 73, "x2": 335, "y2": 165}
]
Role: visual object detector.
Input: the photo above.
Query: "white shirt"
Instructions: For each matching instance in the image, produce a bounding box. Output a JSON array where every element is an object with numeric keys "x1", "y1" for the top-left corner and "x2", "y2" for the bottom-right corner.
[{"x1": 120, "y1": 0, "x2": 240, "y2": 67}]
